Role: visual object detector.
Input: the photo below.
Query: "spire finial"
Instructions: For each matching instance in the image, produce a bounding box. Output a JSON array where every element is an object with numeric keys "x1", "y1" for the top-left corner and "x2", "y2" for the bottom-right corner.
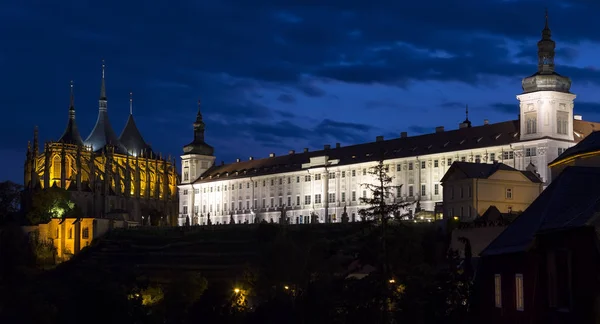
[
  {"x1": 69, "y1": 80, "x2": 75, "y2": 111},
  {"x1": 100, "y1": 59, "x2": 107, "y2": 100},
  {"x1": 545, "y1": 8, "x2": 549, "y2": 29},
  {"x1": 129, "y1": 92, "x2": 133, "y2": 115},
  {"x1": 537, "y1": 9, "x2": 555, "y2": 73},
  {"x1": 196, "y1": 98, "x2": 203, "y2": 120},
  {"x1": 465, "y1": 104, "x2": 469, "y2": 120}
]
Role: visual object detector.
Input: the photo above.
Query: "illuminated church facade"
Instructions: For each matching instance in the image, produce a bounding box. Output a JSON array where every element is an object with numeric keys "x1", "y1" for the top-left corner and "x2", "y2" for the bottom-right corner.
[
  {"x1": 175, "y1": 15, "x2": 600, "y2": 225},
  {"x1": 23, "y1": 63, "x2": 179, "y2": 225}
]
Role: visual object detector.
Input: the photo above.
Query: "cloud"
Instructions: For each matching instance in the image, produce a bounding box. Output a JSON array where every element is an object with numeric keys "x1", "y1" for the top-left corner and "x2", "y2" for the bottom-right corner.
[
  {"x1": 277, "y1": 93, "x2": 296, "y2": 103},
  {"x1": 364, "y1": 99, "x2": 403, "y2": 110},
  {"x1": 408, "y1": 125, "x2": 433, "y2": 134},
  {"x1": 489, "y1": 103, "x2": 518, "y2": 114},
  {"x1": 440, "y1": 101, "x2": 466, "y2": 109}
]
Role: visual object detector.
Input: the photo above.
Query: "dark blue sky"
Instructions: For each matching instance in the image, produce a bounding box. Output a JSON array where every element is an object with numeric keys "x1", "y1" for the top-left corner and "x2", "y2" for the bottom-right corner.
[{"x1": 3, "y1": 1, "x2": 600, "y2": 184}]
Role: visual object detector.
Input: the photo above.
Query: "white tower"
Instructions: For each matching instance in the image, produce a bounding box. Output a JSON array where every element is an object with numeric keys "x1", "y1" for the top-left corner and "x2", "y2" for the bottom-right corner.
[
  {"x1": 517, "y1": 11, "x2": 576, "y2": 142},
  {"x1": 180, "y1": 100, "x2": 215, "y2": 184}
]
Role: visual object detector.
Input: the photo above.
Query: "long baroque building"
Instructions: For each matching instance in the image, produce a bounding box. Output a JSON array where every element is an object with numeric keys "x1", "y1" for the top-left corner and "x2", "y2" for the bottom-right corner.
[
  {"x1": 178, "y1": 15, "x2": 600, "y2": 226},
  {"x1": 23, "y1": 63, "x2": 178, "y2": 225}
]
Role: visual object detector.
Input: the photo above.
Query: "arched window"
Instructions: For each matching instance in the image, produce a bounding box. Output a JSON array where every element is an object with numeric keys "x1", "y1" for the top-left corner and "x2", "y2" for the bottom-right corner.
[
  {"x1": 64, "y1": 157, "x2": 71, "y2": 179},
  {"x1": 52, "y1": 156, "x2": 61, "y2": 179}
]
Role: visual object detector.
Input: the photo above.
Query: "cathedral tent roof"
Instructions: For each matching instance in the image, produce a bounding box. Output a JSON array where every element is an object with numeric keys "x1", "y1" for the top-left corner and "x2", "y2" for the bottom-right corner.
[
  {"x1": 84, "y1": 108, "x2": 127, "y2": 153},
  {"x1": 119, "y1": 114, "x2": 152, "y2": 156},
  {"x1": 191, "y1": 119, "x2": 600, "y2": 184}
]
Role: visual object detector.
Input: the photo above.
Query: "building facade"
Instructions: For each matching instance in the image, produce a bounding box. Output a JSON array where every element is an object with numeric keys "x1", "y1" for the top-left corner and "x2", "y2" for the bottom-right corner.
[
  {"x1": 23, "y1": 63, "x2": 179, "y2": 225},
  {"x1": 441, "y1": 162, "x2": 543, "y2": 221},
  {"x1": 177, "y1": 15, "x2": 600, "y2": 226}
]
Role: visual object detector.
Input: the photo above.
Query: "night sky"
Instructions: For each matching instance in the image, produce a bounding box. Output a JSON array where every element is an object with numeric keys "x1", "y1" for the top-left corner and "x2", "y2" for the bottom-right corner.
[{"x1": 3, "y1": 1, "x2": 600, "y2": 184}]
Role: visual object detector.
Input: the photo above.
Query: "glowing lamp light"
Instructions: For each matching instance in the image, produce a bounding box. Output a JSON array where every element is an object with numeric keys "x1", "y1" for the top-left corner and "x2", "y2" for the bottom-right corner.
[
  {"x1": 284, "y1": 285, "x2": 289, "y2": 290},
  {"x1": 389, "y1": 279, "x2": 396, "y2": 284},
  {"x1": 453, "y1": 216, "x2": 459, "y2": 221},
  {"x1": 234, "y1": 288, "x2": 240, "y2": 294}
]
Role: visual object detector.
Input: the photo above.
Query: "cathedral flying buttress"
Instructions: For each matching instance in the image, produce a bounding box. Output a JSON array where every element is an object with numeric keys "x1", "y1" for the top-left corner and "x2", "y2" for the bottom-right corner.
[{"x1": 23, "y1": 62, "x2": 179, "y2": 225}]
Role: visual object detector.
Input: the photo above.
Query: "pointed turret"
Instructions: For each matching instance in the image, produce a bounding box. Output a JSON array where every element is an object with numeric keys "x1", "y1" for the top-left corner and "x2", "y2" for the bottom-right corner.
[
  {"x1": 183, "y1": 99, "x2": 214, "y2": 155},
  {"x1": 57, "y1": 81, "x2": 84, "y2": 145},
  {"x1": 84, "y1": 60, "x2": 127, "y2": 153},
  {"x1": 119, "y1": 92, "x2": 152, "y2": 156},
  {"x1": 459, "y1": 105, "x2": 472, "y2": 129}
]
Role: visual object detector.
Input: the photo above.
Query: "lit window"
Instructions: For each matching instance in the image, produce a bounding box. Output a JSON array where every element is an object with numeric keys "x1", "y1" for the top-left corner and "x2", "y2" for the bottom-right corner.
[
  {"x1": 525, "y1": 113, "x2": 537, "y2": 134},
  {"x1": 557, "y1": 112, "x2": 569, "y2": 135},
  {"x1": 494, "y1": 274, "x2": 502, "y2": 308},
  {"x1": 515, "y1": 274, "x2": 524, "y2": 311}
]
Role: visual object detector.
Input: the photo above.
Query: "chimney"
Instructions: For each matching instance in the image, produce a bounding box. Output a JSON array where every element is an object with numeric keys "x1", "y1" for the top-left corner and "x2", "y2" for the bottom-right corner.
[
  {"x1": 235, "y1": 158, "x2": 241, "y2": 162},
  {"x1": 303, "y1": 148, "x2": 309, "y2": 153},
  {"x1": 376, "y1": 135, "x2": 384, "y2": 142},
  {"x1": 288, "y1": 150, "x2": 295, "y2": 155},
  {"x1": 574, "y1": 115, "x2": 582, "y2": 121},
  {"x1": 249, "y1": 156, "x2": 254, "y2": 160},
  {"x1": 324, "y1": 144, "x2": 331, "y2": 150},
  {"x1": 484, "y1": 119, "x2": 489, "y2": 125},
  {"x1": 400, "y1": 132, "x2": 408, "y2": 138},
  {"x1": 435, "y1": 126, "x2": 444, "y2": 133},
  {"x1": 335, "y1": 143, "x2": 341, "y2": 148},
  {"x1": 269, "y1": 153, "x2": 275, "y2": 158}
]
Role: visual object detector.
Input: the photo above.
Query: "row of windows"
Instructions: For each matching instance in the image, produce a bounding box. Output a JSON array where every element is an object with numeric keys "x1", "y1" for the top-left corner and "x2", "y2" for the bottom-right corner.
[
  {"x1": 524, "y1": 112, "x2": 570, "y2": 136},
  {"x1": 182, "y1": 190, "x2": 376, "y2": 214},
  {"x1": 184, "y1": 182, "x2": 442, "y2": 200}
]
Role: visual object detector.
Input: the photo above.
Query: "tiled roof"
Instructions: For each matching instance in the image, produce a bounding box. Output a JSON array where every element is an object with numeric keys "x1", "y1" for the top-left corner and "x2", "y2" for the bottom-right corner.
[
  {"x1": 192, "y1": 119, "x2": 600, "y2": 184},
  {"x1": 481, "y1": 166, "x2": 600, "y2": 256},
  {"x1": 441, "y1": 162, "x2": 542, "y2": 183},
  {"x1": 549, "y1": 130, "x2": 600, "y2": 166}
]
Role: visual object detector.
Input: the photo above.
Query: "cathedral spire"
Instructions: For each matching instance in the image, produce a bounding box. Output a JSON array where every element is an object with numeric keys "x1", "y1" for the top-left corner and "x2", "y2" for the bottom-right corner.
[
  {"x1": 537, "y1": 9, "x2": 555, "y2": 74},
  {"x1": 129, "y1": 92, "x2": 133, "y2": 115},
  {"x1": 100, "y1": 59, "x2": 107, "y2": 101},
  {"x1": 69, "y1": 80, "x2": 75, "y2": 117},
  {"x1": 58, "y1": 81, "x2": 84, "y2": 145}
]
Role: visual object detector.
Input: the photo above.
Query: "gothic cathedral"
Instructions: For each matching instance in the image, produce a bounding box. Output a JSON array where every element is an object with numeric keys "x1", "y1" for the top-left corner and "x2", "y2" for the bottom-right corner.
[{"x1": 22, "y1": 62, "x2": 179, "y2": 225}]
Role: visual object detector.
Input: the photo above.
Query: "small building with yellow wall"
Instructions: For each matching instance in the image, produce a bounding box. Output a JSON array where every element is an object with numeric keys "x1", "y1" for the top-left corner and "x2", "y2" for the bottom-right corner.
[
  {"x1": 25, "y1": 216, "x2": 136, "y2": 260},
  {"x1": 441, "y1": 162, "x2": 543, "y2": 221}
]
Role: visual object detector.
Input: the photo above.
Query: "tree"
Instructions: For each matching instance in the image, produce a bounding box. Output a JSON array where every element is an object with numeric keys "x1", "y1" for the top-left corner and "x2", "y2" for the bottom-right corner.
[
  {"x1": 25, "y1": 187, "x2": 79, "y2": 225},
  {"x1": 358, "y1": 155, "x2": 413, "y2": 323},
  {"x1": 0, "y1": 181, "x2": 23, "y2": 223}
]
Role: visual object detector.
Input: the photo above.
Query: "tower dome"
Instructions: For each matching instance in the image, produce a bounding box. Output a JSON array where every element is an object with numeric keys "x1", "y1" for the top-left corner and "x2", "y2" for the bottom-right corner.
[{"x1": 521, "y1": 10, "x2": 572, "y2": 94}]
